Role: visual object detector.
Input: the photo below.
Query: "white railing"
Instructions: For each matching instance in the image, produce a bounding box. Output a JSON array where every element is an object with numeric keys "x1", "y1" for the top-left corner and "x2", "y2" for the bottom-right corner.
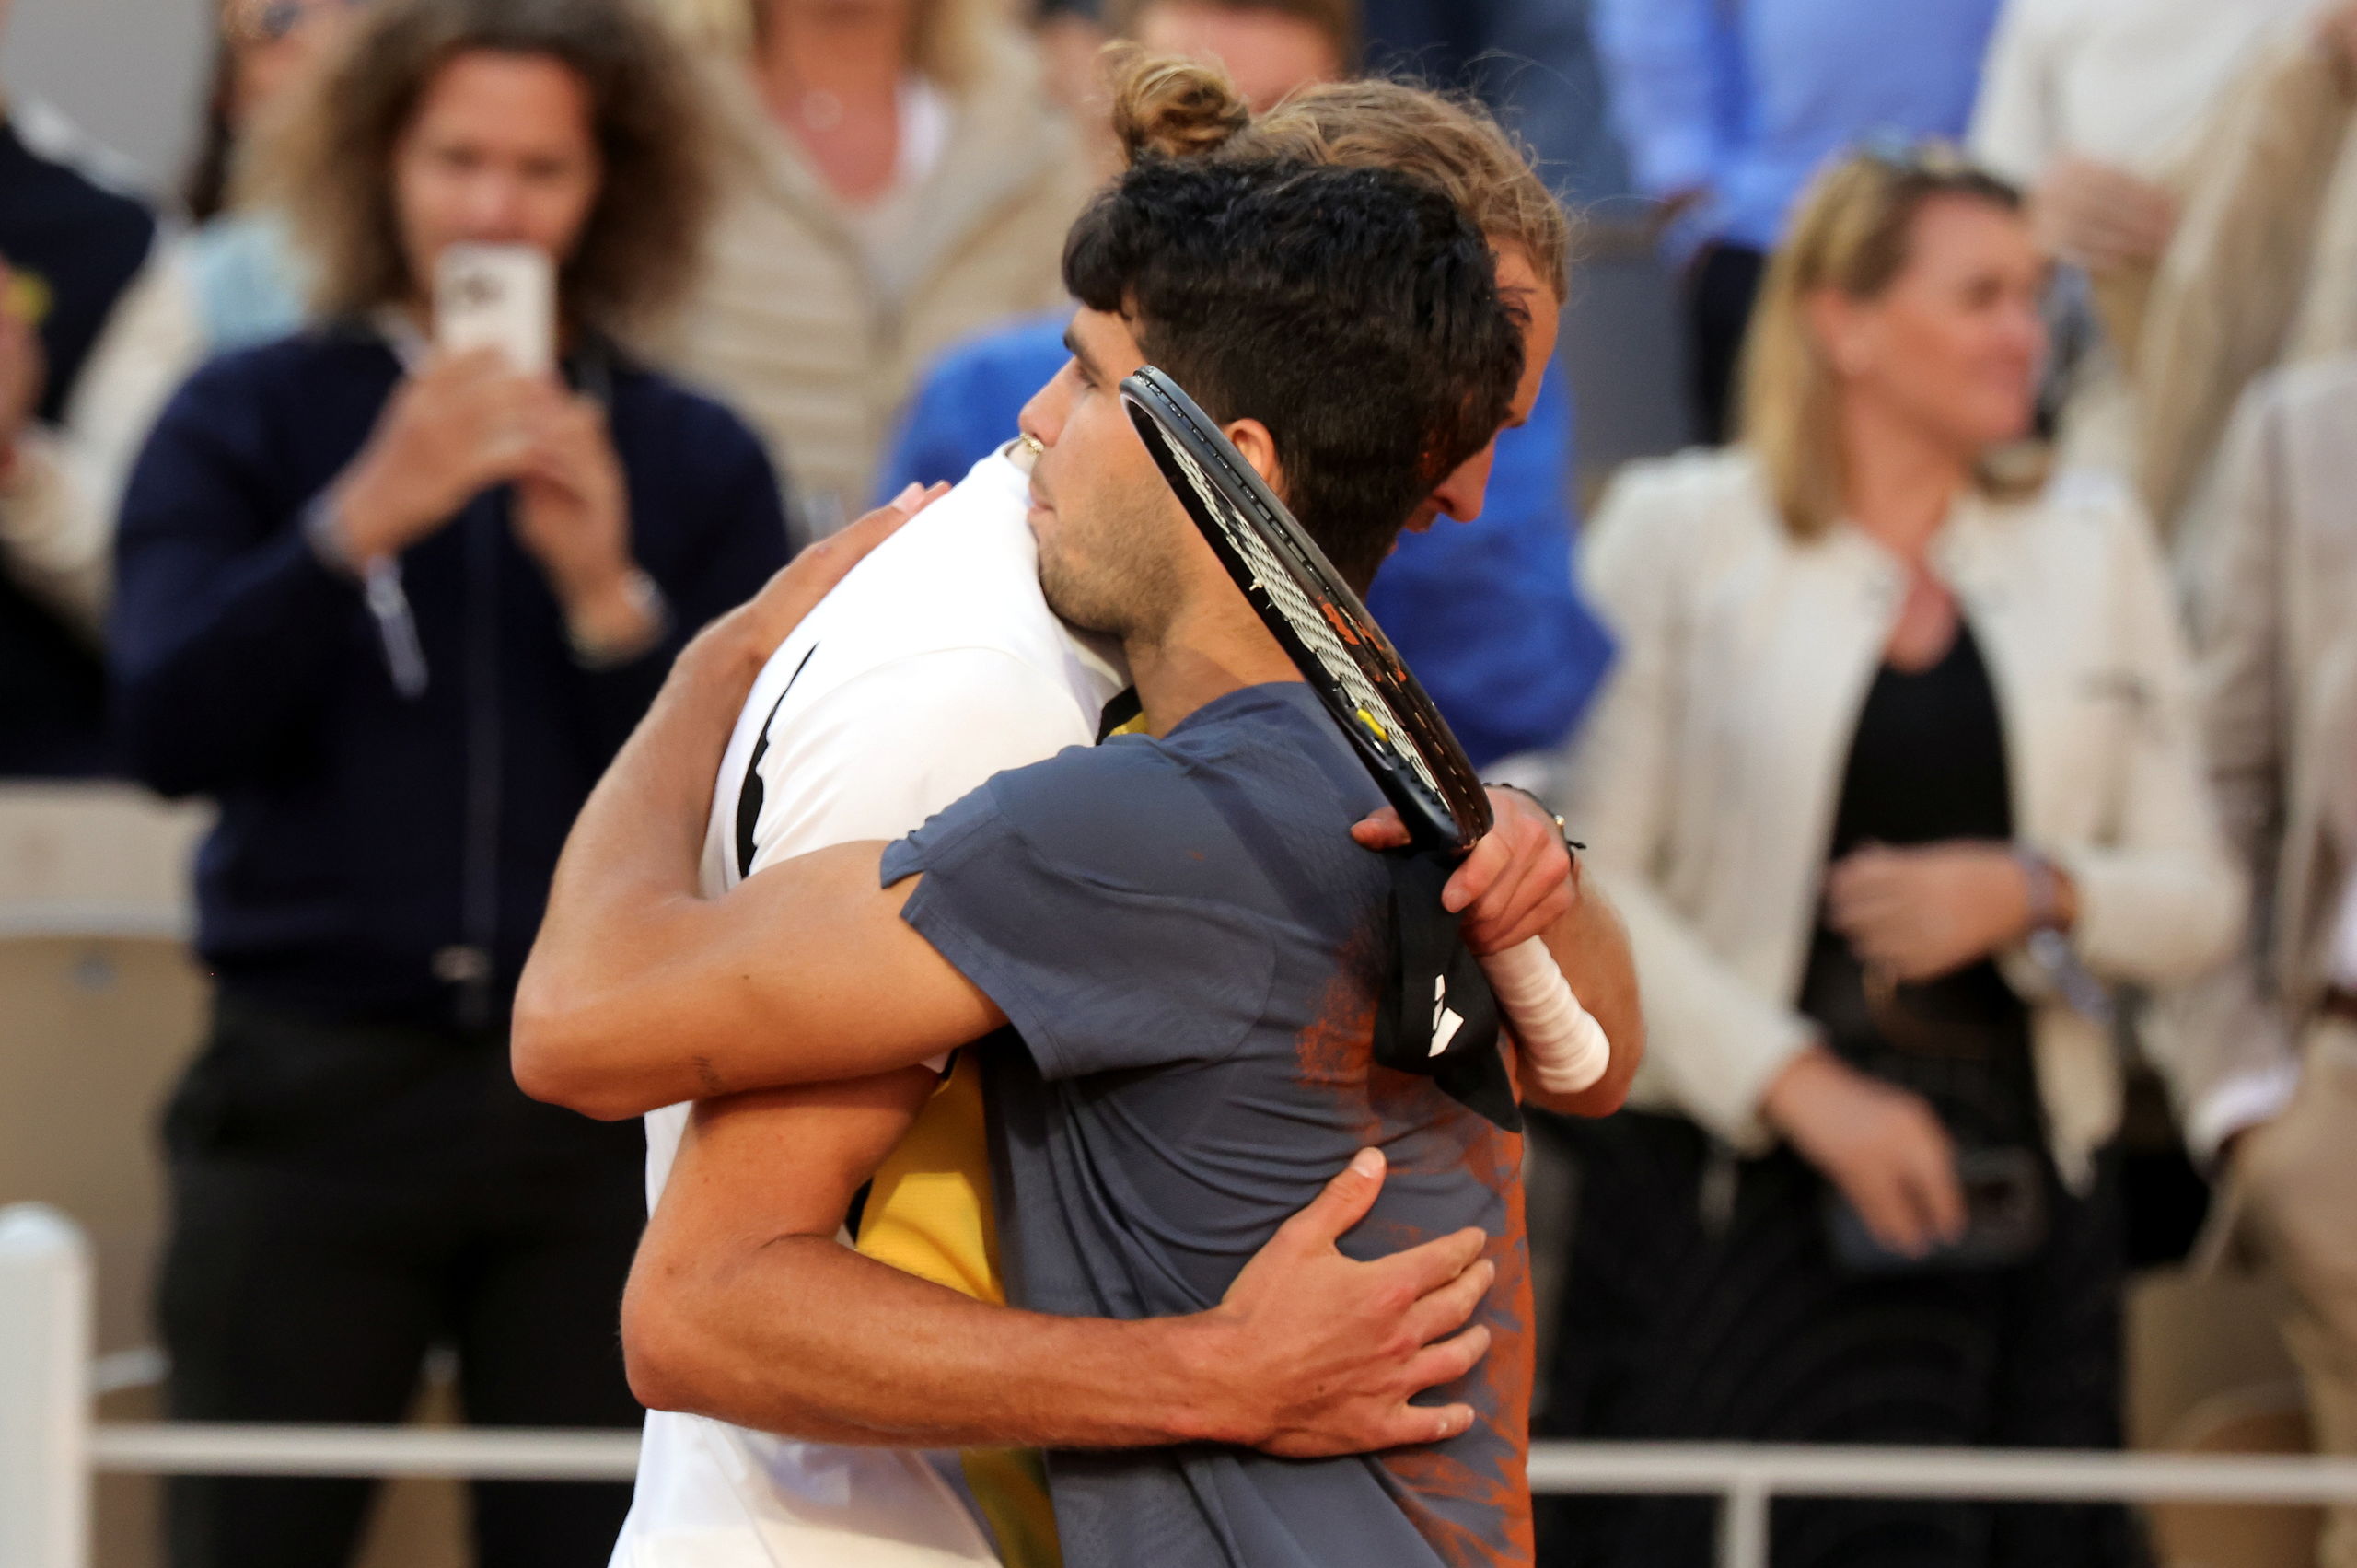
[{"x1": 11, "y1": 1203, "x2": 2357, "y2": 1568}]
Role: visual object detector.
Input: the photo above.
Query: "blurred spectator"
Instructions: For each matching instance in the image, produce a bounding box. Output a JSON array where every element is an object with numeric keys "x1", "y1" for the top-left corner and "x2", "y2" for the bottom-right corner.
[
  {"x1": 1114, "y1": 0, "x2": 1353, "y2": 111},
  {"x1": 1545, "y1": 147, "x2": 2241, "y2": 1567},
  {"x1": 0, "y1": 6, "x2": 157, "y2": 775},
  {"x1": 2096, "y1": 7, "x2": 2357, "y2": 551},
  {"x1": 108, "y1": 0, "x2": 788, "y2": 1562},
  {"x1": 2164, "y1": 351, "x2": 2357, "y2": 1568},
  {"x1": 878, "y1": 15, "x2": 1612, "y2": 770},
  {"x1": 70, "y1": 0, "x2": 358, "y2": 537},
  {"x1": 655, "y1": 0, "x2": 1094, "y2": 538},
  {"x1": 24, "y1": 0, "x2": 356, "y2": 693},
  {"x1": 1968, "y1": 0, "x2": 2316, "y2": 476},
  {"x1": 1590, "y1": 0, "x2": 2005, "y2": 440},
  {"x1": 1354, "y1": 0, "x2": 1630, "y2": 206}
]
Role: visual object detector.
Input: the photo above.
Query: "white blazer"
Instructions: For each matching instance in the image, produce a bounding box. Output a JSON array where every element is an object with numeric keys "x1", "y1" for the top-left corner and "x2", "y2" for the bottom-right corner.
[{"x1": 1559, "y1": 448, "x2": 2246, "y2": 1189}]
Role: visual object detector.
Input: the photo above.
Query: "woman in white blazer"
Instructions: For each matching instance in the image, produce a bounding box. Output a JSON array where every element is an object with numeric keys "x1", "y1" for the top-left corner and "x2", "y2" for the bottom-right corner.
[{"x1": 1540, "y1": 148, "x2": 2243, "y2": 1568}]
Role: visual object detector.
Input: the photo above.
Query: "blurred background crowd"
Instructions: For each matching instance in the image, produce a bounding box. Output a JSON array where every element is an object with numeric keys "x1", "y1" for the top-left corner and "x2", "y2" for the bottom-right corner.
[{"x1": 6, "y1": 0, "x2": 2357, "y2": 1564}]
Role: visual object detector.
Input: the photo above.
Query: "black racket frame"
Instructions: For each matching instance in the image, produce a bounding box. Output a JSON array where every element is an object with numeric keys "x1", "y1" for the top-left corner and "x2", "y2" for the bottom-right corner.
[{"x1": 1120, "y1": 366, "x2": 1492, "y2": 853}]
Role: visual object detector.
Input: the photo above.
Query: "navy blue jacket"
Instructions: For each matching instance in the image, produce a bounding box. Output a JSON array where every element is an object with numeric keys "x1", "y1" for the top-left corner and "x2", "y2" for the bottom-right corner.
[{"x1": 111, "y1": 328, "x2": 790, "y2": 1028}]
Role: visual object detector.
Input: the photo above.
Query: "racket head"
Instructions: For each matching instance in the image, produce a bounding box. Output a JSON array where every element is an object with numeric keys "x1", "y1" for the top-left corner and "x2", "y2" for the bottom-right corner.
[{"x1": 1120, "y1": 366, "x2": 1491, "y2": 852}]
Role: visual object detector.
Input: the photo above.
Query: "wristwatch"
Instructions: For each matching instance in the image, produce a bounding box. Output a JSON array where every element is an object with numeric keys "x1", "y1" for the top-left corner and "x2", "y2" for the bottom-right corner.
[
  {"x1": 1485, "y1": 782, "x2": 1585, "y2": 854},
  {"x1": 2014, "y1": 845, "x2": 2113, "y2": 1026}
]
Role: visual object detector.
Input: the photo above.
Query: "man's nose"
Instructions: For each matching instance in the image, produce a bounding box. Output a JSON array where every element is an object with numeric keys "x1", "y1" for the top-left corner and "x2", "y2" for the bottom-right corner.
[{"x1": 459, "y1": 170, "x2": 530, "y2": 238}]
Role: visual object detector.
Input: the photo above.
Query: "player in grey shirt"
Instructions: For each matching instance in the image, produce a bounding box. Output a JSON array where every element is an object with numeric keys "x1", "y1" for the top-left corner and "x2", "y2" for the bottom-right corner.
[{"x1": 521, "y1": 153, "x2": 1640, "y2": 1566}]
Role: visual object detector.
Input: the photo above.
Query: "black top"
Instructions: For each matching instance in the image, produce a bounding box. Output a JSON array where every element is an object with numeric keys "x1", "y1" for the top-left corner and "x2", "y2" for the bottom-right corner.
[
  {"x1": 1798, "y1": 622, "x2": 2037, "y2": 1148},
  {"x1": 110, "y1": 328, "x2": 791, "y2": 1029},
  {"x1": 0, "y1": 118, "x2": 157, "y2": 777}
]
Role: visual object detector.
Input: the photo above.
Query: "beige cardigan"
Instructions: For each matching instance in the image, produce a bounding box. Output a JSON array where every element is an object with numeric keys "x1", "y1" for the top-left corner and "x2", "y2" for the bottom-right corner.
[
  {"x1": 667, "y1": 39, "x2": 1094, "y2": 528},
  {"x1": 2156, "y1": 357, "x2": 2357, "y2": 1148},
  {"x1": 1558, "y1": 448, "x2": 2245, "y2": 1188}
]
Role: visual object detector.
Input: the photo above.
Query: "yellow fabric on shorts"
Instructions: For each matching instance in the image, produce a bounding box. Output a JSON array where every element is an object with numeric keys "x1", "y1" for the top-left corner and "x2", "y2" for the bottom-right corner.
[{"x1": 856, "y1": 1054, "x2": 1062, "y2": 1568}]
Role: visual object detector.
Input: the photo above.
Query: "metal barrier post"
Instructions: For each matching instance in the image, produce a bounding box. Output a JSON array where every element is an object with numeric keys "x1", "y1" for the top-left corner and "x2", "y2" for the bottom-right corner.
[
  {"x1": 1718, "y1": 1474, "x2": 1769, "y2": 1568},
  {"x1": 0, "y1": 1205, "x2": 92, "y2": 1568}
]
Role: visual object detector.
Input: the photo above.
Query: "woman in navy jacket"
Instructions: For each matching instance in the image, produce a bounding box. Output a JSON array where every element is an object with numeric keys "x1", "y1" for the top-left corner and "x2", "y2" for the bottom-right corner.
[{"x1": 109, "y1": 3, "x2": 788, "y2": 1564}]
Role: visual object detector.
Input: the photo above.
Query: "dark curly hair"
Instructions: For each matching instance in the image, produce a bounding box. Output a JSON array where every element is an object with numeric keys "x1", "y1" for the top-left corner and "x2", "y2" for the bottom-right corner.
[
  {"x1": 261, "y1": 0, "x2": 716, "y2": 341},
  {"x1": 1063, "y1": 155, "x2": 1523, "y2": 589}
]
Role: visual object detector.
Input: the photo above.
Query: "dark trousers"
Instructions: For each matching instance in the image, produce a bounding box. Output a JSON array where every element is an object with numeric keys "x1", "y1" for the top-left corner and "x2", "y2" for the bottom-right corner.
[
  {"x1": 1537, "y1": 1111, "x2": 2143, "y2": 1568},
  {"x1": 1684, "y1": 242, "x2": 1768, "y2": 445},
  {"x1": 157, "y1": 994, "x2": 647, "y2": 1568}
]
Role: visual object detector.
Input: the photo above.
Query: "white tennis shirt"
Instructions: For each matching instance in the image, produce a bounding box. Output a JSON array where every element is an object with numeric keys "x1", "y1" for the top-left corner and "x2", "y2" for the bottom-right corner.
[{"x1": 610, "y1": 449, "x2": 1126, "y2": 1567}]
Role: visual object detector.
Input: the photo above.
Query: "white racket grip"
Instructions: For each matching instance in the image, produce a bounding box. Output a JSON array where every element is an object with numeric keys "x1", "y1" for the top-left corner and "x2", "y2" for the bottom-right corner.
[{"x1": 1480, "y1": 936, "x2": 1609, "y2": 1096}]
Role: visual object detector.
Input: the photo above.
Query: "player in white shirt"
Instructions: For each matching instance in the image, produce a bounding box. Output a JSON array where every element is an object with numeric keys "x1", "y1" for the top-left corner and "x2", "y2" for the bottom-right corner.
[{"x1": 615, "y1": 444, "x2": 1120, "y2": 1565}]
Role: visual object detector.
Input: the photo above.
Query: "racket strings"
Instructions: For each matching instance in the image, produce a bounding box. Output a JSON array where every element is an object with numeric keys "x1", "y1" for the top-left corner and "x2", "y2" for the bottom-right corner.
[{"x1": 1163, "y1": 437, "x2": 1451, "y2": 806}]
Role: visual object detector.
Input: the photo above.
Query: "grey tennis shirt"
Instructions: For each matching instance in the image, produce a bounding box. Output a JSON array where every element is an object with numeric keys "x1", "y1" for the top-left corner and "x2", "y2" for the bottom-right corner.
[{"x1": 879, "y1": 681, "x2": 1533, "y2": 1568}]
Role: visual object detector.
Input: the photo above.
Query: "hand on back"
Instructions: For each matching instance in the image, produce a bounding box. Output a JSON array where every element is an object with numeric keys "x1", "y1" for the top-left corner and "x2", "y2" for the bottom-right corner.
[{"x1": 1201, "y1": 1148, "x2": 1495, "y2": 1457}]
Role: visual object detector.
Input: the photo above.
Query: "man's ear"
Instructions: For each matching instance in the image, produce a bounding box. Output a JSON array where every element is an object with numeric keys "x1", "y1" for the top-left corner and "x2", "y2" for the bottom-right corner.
[{"x1": 1225, "y1": 418, "x2": 1284, "y2": 498}]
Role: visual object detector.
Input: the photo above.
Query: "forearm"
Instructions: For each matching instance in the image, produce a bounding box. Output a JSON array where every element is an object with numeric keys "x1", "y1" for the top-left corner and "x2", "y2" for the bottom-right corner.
[
  {"x1": 515, "y1": 620, "x2": 770, "y2": 1109},
  {"x1": 626, "y1": 1235, "x2": 1248, "y2": 1449},
  {"x1": 1523, "y1": 876, "x2": 1643, "y2": 1117}
]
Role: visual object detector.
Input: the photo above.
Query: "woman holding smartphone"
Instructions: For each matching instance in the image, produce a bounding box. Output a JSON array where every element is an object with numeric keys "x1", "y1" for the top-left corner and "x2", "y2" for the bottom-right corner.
[
  {"x1": 108, "y1": 3, "x2": 789, "y2": 1565},
  {"x1": 1540, "y1": 147, "x2": 2244, "y2": 1568}
]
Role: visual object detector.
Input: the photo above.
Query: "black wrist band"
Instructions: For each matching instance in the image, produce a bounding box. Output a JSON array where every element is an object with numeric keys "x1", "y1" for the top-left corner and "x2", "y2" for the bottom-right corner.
[{"x1": 1484, "y1": 782, "x2": 1585, "y2": 853}]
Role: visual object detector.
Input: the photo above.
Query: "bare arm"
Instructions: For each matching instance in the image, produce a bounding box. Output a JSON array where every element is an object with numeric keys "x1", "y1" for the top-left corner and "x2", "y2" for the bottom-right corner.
[
  {"x1": 623, "y1": 1080, "x2": 1496, "y2": 1454},
  {"x1": 1520, "y1": 859, "x2": 1642, "y2": 1119},
  {"x1": 512, "y1": 491, "x2": 987, "y2": 1118}
]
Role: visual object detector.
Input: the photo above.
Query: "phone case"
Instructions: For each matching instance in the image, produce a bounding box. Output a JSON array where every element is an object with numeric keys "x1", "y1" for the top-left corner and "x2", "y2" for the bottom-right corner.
[{"x1": 434, "y1": 243, "x2": 554, "y2": 376}]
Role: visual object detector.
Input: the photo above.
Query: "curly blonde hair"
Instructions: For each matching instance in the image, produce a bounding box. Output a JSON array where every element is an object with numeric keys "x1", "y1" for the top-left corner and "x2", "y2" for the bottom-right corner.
[
  {"x1": 265, "y1": 0, "x2": 719, "y2": 340},
  {"x1": 1103, "y1": 47, "x2": 1570, "y2": 304}
]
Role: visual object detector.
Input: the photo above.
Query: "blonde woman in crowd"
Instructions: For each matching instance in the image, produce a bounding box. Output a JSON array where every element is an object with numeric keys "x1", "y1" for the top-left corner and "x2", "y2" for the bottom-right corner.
[
  {"x1": 1543, "y1": 147, "x2": 2242, "y2": 1568},
  {"x1": 656, "y1": 0, "x2": 1094, "y2": 536}
]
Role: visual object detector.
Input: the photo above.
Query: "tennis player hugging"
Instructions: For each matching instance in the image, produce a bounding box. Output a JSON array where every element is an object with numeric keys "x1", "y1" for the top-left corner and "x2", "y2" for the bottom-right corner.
[{"x1": 517, "y1": 79, "x2": 1643, "y2": 1568}]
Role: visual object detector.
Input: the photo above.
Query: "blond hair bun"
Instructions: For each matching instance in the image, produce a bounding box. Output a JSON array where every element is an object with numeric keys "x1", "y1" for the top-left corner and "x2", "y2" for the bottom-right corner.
[{"x1": 1104, "y1": 44, "x2": 1251, "y2": 164}]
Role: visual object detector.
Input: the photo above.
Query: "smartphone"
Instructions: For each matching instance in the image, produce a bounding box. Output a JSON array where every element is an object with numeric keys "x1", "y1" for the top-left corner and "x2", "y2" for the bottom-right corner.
[
  {"x1": 1824, "y1": 1145, "x2": 2048, "y2": 1274},
  {"x1": 434, "y1": 243, "x2": 554, "y2": 376}
]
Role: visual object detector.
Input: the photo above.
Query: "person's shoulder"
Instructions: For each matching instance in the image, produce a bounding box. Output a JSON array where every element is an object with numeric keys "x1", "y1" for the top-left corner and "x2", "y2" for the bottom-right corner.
[
  {"x1": 925, "y1": 313, "x2": 1071, "y2": 389},
  {"x1": 1596, "y1": 445, "x2": 1762, "y2": 522},
  {"x1": 828, "y1": 457, "x2": 1047, "y2": 628},
  {"x1": 3, "y1": 107, "x2": 154, "y2": 237},
  {"x1": 795, "y1": 456, "x2": 1110, "y2": 688},
  {"x1": 160, "y1": 325, "x2": 388, "y2": 425},
  {"x1": 1586, "y1": 445, "x2": 1776, "y2": 585}
]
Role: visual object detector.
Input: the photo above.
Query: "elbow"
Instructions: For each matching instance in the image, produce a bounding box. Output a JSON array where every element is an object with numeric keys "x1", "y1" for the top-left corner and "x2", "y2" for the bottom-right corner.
[
  {"x1": 618, "y1": 1267, "x2": 697, "y2": 1416},
  {"x1": 509, "y1": 968, "x2": 647, "y2": 1121}
]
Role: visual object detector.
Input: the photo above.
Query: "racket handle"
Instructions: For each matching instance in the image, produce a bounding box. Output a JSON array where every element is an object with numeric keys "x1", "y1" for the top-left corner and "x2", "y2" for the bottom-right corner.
[{"x1": 1480, "y1": 936, "x2": 1610, "y2": 1097}]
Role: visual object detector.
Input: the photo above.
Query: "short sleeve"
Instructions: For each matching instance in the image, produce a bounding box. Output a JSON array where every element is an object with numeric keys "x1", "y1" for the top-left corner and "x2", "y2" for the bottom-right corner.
[{"x1": 880, "y1": 752, "x2": 1280, "y2": 1082}]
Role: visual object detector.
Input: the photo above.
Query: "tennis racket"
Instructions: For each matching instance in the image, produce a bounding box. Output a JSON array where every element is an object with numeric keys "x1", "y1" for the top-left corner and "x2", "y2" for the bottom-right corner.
[{"x1": 1120, "y1": 366, "x2": 1609, "y2": 1096}]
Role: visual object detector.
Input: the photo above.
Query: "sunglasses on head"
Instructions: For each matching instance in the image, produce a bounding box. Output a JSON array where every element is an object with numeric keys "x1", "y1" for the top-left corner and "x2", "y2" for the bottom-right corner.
[{"x1": 238, "y1": 0, "x2": 366, "y2": 45}]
